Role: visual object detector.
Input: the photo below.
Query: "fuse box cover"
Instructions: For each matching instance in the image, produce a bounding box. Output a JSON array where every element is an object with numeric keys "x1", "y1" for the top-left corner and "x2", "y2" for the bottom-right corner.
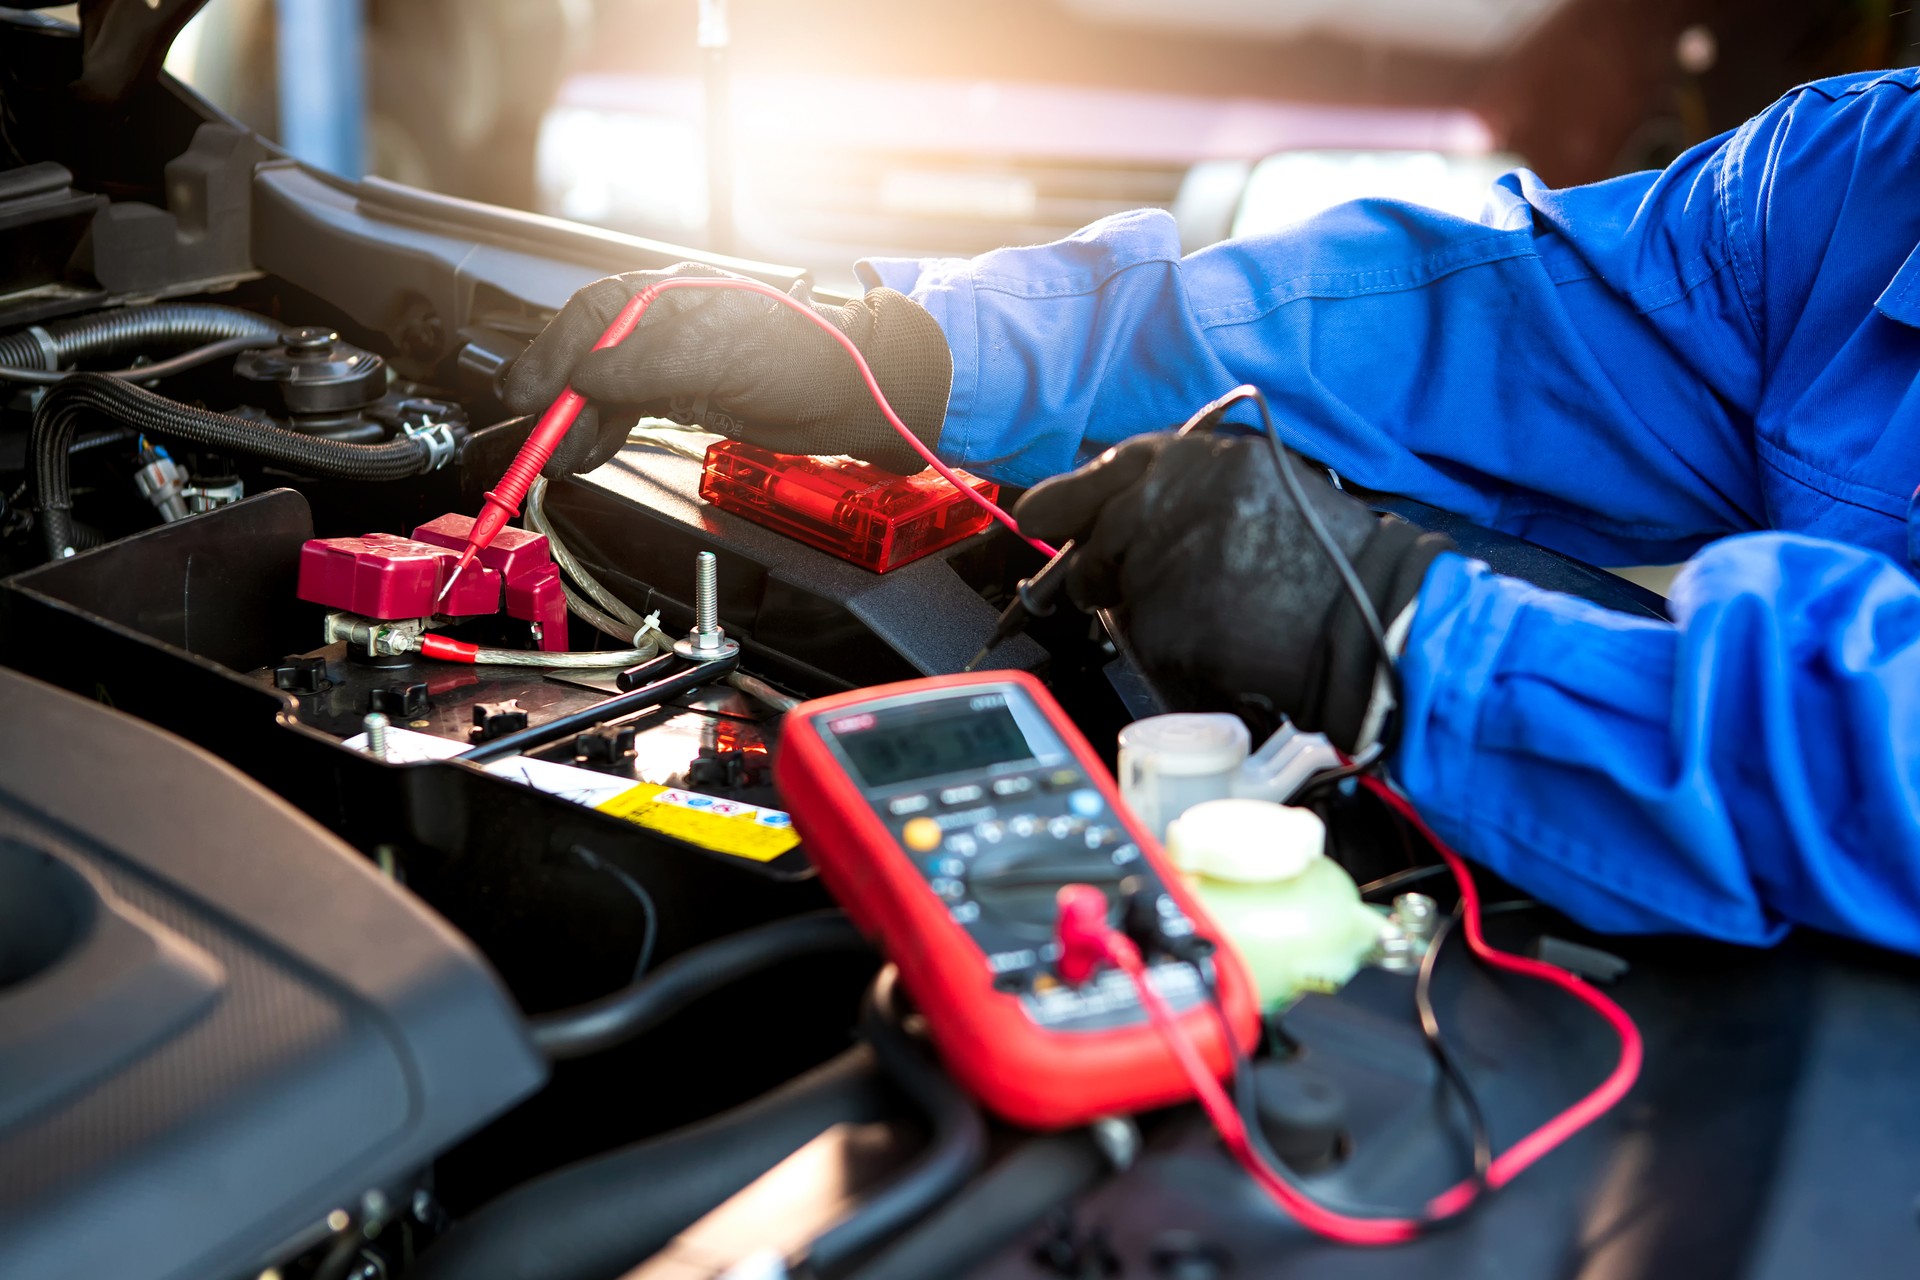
[{"x1": 699, "y1": 442, "x2": 998, "y2": 573}]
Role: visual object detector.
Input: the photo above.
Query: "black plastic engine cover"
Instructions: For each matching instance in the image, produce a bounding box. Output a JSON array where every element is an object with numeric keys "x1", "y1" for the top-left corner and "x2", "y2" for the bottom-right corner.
[{"x1": 0, "y1": 667, "x2": 547, "y2": 1280}]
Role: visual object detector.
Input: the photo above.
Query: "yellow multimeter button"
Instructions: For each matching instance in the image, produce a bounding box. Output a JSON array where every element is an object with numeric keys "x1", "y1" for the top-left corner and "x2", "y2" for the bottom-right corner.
[{"x1": 902, "y1": 817, "x2": 943, "y2": 852}]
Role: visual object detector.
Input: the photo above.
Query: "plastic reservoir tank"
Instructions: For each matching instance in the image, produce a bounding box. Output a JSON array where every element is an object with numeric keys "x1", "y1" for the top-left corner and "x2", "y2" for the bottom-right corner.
[
  {"x1": 1166, "y1": 799, "x2": 1383, "y2": 1008},
  {"x1": 1117, "y1": 714, "x2": 1250, "y2": 841}
]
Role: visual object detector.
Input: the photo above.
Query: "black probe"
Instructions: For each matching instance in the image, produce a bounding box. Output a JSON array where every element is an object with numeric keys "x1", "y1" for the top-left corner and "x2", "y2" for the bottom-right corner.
[
  {"x1": 965, "y1": 400, "x2": 1237, "y2": 674},
  {"x1": 962, "y1": 539, "x2": 1077, "y2": 672}
]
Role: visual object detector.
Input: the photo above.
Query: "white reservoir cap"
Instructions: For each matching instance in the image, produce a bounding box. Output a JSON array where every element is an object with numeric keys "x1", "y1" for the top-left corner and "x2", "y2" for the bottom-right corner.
[
  {"x1": 1117, "y1": 714, "x2": 1250, "y2": 775},
  {"x1": 1167, "y1": 798, "x2": 1326, "y2": 884}
]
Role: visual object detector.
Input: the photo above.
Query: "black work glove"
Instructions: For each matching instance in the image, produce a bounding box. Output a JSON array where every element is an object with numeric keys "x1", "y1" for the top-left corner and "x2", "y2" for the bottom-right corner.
[
  {"x1": 501, "y1": 262, "x2": 954, "y2": 477},
  {"x1": 1014, "y1": 431, "x2": 1454, "y2": 753}
]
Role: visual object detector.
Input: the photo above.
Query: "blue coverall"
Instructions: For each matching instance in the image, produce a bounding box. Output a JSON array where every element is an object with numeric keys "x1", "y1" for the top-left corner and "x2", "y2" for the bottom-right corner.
[{"x1": 859, "y1": 69, "x2": 1920, "y2": 956}]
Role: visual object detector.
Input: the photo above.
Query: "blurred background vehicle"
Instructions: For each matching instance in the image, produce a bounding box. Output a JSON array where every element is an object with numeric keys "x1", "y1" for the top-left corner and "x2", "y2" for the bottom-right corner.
[{"x1": 166, "y1": 0, "x2": 1917, "y2": 286}]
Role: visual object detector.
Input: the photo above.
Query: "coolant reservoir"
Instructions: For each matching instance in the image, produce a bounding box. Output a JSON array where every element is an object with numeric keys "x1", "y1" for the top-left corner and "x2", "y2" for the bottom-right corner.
[
  {"x1": 1167, "y1": 799, "x2": 1382, "y2": 1008},
  {"x1": 1117, "y1": 714, "x2": 1250, "y2": 840}
]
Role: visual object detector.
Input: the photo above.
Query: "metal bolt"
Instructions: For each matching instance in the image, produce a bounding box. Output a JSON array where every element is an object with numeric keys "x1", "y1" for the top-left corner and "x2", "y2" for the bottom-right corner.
[
  {"x1": 1089, "y1": 1115, "x2": 1142, "y2": 1171},
  {"x1": 363, "y1": 712, "x2": 390, "y2": 759},
  {"x1": 674, "y1": 550, "x2": 740, "y2": 661},
  {"x1": 1375, "y1": 920, "x2": 1418, "y2": 974},
  {"x1": 1392, "y1": 892, "x2": 1439, "y2": 947},
  {"x1": 695, "y1": 550, "x2": 718, "y2": 634}
]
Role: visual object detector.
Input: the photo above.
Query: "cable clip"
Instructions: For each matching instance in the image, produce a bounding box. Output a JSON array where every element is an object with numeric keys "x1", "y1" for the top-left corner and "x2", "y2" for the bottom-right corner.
[{"x1": 403, "y1": 418, "x2": 460, "y2": 471}]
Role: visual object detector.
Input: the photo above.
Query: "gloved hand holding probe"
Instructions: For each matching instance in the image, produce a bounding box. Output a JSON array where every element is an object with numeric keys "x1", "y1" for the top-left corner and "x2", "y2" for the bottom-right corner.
[
  {"x1": 501, "y1": 263, "x2": 954, "y2": 477},
  {"x1": 1012, "y1": 431, "x2": 1452, "y2": 753}
]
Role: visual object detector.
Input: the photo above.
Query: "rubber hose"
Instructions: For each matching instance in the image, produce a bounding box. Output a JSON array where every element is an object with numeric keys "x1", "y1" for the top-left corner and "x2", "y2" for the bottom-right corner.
[
  {"x1": 795, "y1": 967, "x2": 988, "y2": 1278},
  {"x1": 845, "y1": 1133, "x2": 1108, "y2": 1280},
  {"x1": 31, "y1": 372, "x2": 437, "y2": 560},
  {"x1": 407, "y1": 1048, "x2": 897, "y2": 1280},
  {"x1": 527, "y1": 912, "x2": 872, "y2": 1061},
  {"x1": 0, "y1": 303, "x2": 280, "y2": 371}
]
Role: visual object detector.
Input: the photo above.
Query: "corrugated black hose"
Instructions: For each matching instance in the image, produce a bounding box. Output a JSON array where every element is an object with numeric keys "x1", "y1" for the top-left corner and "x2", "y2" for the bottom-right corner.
[
  {"x1": 527, "y1": 911, "x2": 872, "y2": 1061},
  {"x1": 0, "y1": 303, "x2": 281, "y2": 375},
  {"x1": 31, "y1": 372, "x2": 443, "y2": 560},
  {"x1": 791, "y1": 965, "x2": 988, "y2": 1278}
]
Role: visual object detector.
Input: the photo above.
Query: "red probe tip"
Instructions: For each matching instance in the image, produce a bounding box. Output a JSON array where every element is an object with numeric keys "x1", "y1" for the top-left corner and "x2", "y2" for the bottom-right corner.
[{"x1": 437, "y1": 553, "x2": 474, "y2": 605}]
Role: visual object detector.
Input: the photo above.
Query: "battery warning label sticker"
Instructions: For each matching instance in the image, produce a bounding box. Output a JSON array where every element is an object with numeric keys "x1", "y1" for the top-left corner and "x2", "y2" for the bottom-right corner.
[
  {"x1": 334, "y1": 725, "x2": 798, "y2": 861},
  {"x1": 596, "y1": 784, "x2": 800, "y2": 862}
]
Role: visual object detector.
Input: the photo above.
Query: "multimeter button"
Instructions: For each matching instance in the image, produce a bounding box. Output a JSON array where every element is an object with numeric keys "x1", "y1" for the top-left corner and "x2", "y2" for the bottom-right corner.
[
  {"x1": 977, "y1": 820, "x2": 1005, "y2": 842},
  {"x1": 888, "y1": 793, "x2": 931, "y2": 816},
  {"x1": 939, "y1": 784, "x2": 985, "y2": 807},
  {"x1": 1043, "y1": 769, "x2": 1082, "y2": 792},
  {"x1": 944, "y1": 832, "x2": 978, "y2": 857},
  {"x1": 1009, "y1": 815, "x2": 1039, "y2": 838},
  {"x1": 1084, "y1": 826, "x2": 1120, "y2": 848},
  {"x1": 993, "y1": 968, "x2": 1035, "y2": 993},
  {"x1": 1048, "y1": 815, "x2": 1083, "y2": 840},
  {"x1": 903, "y1": 817, "x2": 943, "y2": 852},
  {"x1": 1067, "y1": 789, "x2": 1104, "y2": 817},
  {"x1": 991, "y1": 776, "x2": 1034, "y2": 797}
]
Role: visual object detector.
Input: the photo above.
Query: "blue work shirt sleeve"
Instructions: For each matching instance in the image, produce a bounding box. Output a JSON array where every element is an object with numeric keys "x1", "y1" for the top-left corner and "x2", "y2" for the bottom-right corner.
[
  {"x1": 859, "y1": 75, "x2": 1920, "y2": 568},
  {"x1": 1395, "y1": 539, "x2": 1920, "y2": 954}
]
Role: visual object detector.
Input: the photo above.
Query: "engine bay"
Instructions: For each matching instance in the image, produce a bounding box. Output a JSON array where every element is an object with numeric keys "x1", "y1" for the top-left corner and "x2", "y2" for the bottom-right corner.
[{"x1": 7, "y1": 10, "x2": 1920, "y2": 1280}]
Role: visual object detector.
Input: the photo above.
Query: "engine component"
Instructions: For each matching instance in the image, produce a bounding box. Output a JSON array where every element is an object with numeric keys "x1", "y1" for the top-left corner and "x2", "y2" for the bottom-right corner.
[
  {"x1": 774, "y1": 670, "x2": 1261, "y2": 1129},
  {"x1": 0, "y1": 666, "x2": 545, "y2": 1280},
  {"x1": 131, "y1": 446, "x2": 190, "y2": 522},
  {"x1": 29, "y1": 373, "x2": 457, "y2": 560},
  {"x1": 231, "y1": 326, "x2": 388, "y2": 437},
  {"x1": 700, "y1": 440, "x2": 999, "y2": 574},
  {"x1": 0, "y1": 302, "x2": 278, "y2": 382},
  {"x1": 1115, "y1": 713, "x2": 1251, "y2": 841},
  {"x1": 1166, "y1": 799, "x2": 1382, "y2": 1008}
]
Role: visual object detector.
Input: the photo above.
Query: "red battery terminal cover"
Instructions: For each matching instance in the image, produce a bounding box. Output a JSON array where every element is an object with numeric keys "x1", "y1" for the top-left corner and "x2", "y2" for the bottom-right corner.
[
  {"x1": 296, "y1": 514, "x2": 570, "y2": 652},
  {"x1": 699, "y1": 440, "x2": 1000, "y2": 573}
]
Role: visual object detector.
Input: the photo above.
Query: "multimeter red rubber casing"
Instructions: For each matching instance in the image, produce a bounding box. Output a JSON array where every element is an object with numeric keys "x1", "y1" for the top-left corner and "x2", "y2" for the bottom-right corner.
[{"x1": 775, "y1": 670, "x2": 1261, "y2": 1130}]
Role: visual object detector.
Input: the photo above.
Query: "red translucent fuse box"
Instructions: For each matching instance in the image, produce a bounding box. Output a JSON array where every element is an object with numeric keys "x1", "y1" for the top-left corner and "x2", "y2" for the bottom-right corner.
[{"x1": 699, "y1": 441, "x2": 999, "y2": 573}]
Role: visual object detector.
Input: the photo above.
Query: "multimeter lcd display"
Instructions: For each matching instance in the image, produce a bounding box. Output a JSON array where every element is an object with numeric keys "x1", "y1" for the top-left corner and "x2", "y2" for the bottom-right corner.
[{"x1": 837, "y1": 705, "x2": 1034, "y2": 788}]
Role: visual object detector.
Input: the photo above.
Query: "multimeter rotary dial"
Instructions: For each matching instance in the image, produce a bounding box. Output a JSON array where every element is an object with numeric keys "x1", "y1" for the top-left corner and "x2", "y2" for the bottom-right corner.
[{"x1": 965, "y1": 843, "x2": 1132, "y2": 938}]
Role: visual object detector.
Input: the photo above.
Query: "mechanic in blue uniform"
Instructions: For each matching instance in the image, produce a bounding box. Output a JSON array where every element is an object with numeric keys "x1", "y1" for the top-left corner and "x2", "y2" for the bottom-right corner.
[{"x1": 507, "y1": 70, "x2": 1920, "y2": 957}]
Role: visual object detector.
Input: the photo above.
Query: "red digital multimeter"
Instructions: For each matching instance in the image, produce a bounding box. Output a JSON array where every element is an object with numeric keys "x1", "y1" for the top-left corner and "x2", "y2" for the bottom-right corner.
[{"x1": 775, "y1": 670, "x2": 1261, "y2": 1130}]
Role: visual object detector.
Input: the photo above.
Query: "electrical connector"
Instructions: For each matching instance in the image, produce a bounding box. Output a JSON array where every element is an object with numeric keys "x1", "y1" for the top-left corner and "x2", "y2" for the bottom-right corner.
[{"x1": 133, "y1": 451, "x2": 191, "y2": 522}]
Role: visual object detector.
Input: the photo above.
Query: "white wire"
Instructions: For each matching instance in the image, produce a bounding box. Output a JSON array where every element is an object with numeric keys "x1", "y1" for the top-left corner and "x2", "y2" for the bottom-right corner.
[
  {"x1": 467, "y1": 644, "x2": 659, "y2": 668},
  {"x1": 527, "y1": 476, "x2": 650, "y2": 633},
  {"x1": 626, "y1": 418, "x2": 722, "y2": 462}
]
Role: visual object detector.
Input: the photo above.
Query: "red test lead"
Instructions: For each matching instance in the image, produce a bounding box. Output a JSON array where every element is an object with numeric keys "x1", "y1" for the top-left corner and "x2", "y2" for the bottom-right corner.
[
  {"x1": 440, "y1": 276, "x2": 1056, "y2": 603},
  {"x1": 437, "y1": 287, "x2": 661, "y2": 603}
]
